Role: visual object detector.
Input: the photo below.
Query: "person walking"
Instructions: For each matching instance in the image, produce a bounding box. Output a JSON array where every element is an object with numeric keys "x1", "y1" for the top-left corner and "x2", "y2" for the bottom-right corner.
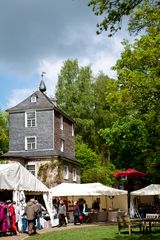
[
  {"x1": 57, "y1": 200, "x2": 67, "y2": 227},
  {"x1": 25, "y1": 198, "x2": 39, "y2": 235},
  {"x1": 73, "y1": 201, "x2": 82, "y2": 225}
]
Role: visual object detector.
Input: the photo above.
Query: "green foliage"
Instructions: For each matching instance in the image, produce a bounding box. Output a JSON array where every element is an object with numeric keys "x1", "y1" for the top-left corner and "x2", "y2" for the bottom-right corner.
[
  {"x1": 75, "y1": 135, "x2": 99, "y2": 179},
  {"x1": 99, "y1": 117, "x2": 149, "y2": 169},
  {"x1": 88, "y1": 0, "x2": 159, "y2": 36},
  {"x1": 82, "y1": 164, "x2": 116, "y2": 186},
  {"x1": 0, "y1": 111, "x2": 9, "y2": 155},
  {"x1": 55, "y1": 5, "x2": 160, "y2": 183},
  {"x1": 55, "y1": 59, "x2": 95, "y2": 146},
  {"x1": 100, "y1": 8, "x2": 160, "y2": 177},
  {"x1": 75, "y1": 135, "x2": 116, "y2": 185}
]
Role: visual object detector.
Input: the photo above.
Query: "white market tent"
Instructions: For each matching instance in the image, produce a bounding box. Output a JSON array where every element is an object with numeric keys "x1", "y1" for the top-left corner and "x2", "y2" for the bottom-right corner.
[
  {"x1": 130, "y1": 184, "x2": 160, "y2": 217},
  {"x1": 51, "y1": 182, "x2": 127, "y2": 197},
  {"x1": 0, "y1": 163, "x2": 49, "y2": 194},
  {"x1": 131, "y1": 184, "x2": 160, "y2": 196},
  {"x1": 84, "y1": 182, "x2": 128, "y2": 196},
  {"x1": 0, "y1": 163, "x2": 53, "y2": 222},
  {"x1": 51, "y1": 182, "x2": 128, "y2": 213}
]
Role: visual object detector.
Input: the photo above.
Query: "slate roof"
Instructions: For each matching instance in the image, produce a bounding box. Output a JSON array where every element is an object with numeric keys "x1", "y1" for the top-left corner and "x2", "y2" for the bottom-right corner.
[
  {"x1": 2, "y1": 150, "x2": 80, "y2": 165},
  {"x1": 7, "y1": 90, "x2": 74, "y2": 122}
]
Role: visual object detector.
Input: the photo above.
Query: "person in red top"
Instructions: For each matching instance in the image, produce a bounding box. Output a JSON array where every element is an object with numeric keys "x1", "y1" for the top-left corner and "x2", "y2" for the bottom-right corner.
[{"x1": 6, "y1": 200, "x2": 17, "y2": 235}]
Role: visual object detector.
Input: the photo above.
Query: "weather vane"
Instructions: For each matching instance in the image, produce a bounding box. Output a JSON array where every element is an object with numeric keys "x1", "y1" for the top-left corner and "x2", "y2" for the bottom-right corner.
[{"x1": 41, "y1": 72, "x2": 46, "y2": 80}]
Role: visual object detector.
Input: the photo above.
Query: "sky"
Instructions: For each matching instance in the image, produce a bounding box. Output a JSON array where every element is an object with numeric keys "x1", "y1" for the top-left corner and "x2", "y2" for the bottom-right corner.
[{"x1": 0, "y1": 0, "x2": 131, "y2": 110}]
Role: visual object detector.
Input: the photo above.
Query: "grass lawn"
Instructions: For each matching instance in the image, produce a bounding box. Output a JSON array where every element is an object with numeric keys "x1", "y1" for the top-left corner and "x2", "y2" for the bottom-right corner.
[{"x1": 27, "y1": 225, "x2": 160, "y2": 240}]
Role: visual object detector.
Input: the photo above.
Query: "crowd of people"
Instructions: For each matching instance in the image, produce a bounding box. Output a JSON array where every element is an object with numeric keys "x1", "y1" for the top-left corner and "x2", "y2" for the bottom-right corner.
[
  {"x1": 53, "y1": 198, "x2": 100, "y2": 227},
  {"x1": 0, "y1": 198, "x2": 44, "y2": 236},
  {"x1": 0, "y1": 197, "x2": 100, "y2": 236}
]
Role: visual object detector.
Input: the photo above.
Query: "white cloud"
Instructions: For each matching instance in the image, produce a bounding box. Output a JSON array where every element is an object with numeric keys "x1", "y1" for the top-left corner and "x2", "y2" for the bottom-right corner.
[
  {"x1": 38, "y1": 58, "x2": 63, "y2": 98},
  {"x1": 0, "y1": 0, "x2": 132, "y2": 109},
  {"x1": 6, "y1": 89, "x2": 34, "y2": 109},
  {"x1": 6, "y1": 33, "x2": 125, "y2": 109}
]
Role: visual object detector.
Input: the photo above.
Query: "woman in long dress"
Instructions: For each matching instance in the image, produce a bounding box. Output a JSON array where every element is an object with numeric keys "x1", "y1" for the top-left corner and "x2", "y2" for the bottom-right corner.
[
  {"x1": 6, "y1": 200, "x2": 17, "y2": 235},
  {"x1": 0, "y1": 201, "x2": 8, "y2": 234}
]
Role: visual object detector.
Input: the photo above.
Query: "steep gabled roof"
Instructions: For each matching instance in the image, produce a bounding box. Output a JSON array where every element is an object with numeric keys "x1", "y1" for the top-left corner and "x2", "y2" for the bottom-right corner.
[
  {"x1": 7, "y1": 91, "x2": 54, "y2": 112},
  {"x1": 7, "y1": 90, "x2": 74, "y2": 122}
]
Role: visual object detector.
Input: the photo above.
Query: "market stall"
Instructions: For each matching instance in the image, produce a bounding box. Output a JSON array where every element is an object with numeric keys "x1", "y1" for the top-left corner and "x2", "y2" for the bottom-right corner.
[
  {"x1": 130, "y1": 184, "x2": 160, "y2": 218},
  {"x1": 51, "y1": 182, "x2": 128, "y2": 222},
  {"x1": 0, "y1": 163, "x2": 52, "y2": 224}
]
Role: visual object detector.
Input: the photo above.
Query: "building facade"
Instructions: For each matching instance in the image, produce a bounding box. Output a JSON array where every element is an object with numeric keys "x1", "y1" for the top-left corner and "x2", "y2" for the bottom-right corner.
[{"x1": 3, "y1": 80, "x2": 80, "y2": 187}]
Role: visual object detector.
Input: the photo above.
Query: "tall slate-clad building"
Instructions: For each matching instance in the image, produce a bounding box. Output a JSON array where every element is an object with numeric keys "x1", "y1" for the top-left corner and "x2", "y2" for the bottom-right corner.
[{"x1": 3, "y1": 78, "x2": 80, "y2": 187}]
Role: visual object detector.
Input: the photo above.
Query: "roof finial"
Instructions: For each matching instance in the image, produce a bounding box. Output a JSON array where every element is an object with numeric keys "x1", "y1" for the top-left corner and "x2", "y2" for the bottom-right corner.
[
  {"x1": 39, "y1": 72, "x2": 47, "y2": 92},
  {"x1": 41, "y1": 72, "x2": 46, "y2": 80}
]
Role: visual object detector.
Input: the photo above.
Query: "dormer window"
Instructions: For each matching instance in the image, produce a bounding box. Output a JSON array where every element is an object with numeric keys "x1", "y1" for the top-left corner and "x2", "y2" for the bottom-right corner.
[
  {"x1": 31, "y1": 96, "x2": 37, "y2": 103},
  {"x1": 25, "y1": 111, "x2": 37, "y2": 127}
]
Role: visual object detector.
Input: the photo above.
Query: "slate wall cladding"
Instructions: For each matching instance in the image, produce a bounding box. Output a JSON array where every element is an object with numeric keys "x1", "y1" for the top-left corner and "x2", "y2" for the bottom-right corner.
[
  {"x1": 3, "y1": 88, "x2": 80, "y2": 185},
  {"x1": 54, "y1": 110, "x2": 75, "y2": 157},
  {"x1": 54, "y1": 110, "x2": 61, "y2": 151},
  {"x1": 9, "y1": 112, "x2": 25, "y2": 151},
  {"x1": 63, "y1": 117, "x2": 75, "y2": 156},
  {"x1": 9, "y1": 109, "x2": 54, "y2": 151},
  {"x1": 36, "y1": 110, "x2": 54, "y2": 150}
]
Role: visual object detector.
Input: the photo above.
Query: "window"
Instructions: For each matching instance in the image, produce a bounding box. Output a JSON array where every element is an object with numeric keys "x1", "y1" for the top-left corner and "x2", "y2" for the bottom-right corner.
[
  {"x1": 63, "y1": 165, "x2": 68, "y2": 179},
  {"x1": 31, "y1": 96, "x2": 37, "y2": 103},
  {"x1": 25, "y1": 111, "x2": 36, "y2": 127},
  {"x1": 71, "y1": 124, "x2": 74, "y2": 136},
  {"x1": 60, "y1": 116, "x2": 63, "y2": 130},
  {"x1": 73, "y1": 168, "x2": 77, "y2": 181},
  {"x1": 27, "y1": 164, "x2": 35, "y2": 176},
  {"x1": 60, "y1": 139, "x2": 64, "y2": 152},
  {"x1": 25, "y1": 136, "x2": 37, "y2": 150}
]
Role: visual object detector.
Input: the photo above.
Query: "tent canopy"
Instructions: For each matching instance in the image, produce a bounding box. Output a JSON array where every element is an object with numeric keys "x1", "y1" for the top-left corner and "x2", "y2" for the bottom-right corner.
[
  {"x1": 51, "y1": 182, "x2": 127, "y2": 197},
  {"x1": 0, "y1": 163, "x2": 49, "y2": 192},
  {"x1": 130, "y1": 184, "x2": 160, "y2": 196}
]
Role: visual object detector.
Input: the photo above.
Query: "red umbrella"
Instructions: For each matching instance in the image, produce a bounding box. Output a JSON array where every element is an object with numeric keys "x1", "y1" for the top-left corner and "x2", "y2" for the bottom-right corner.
[{"x1": 114, "y1": 168, "x2": 147, "y2": 178}]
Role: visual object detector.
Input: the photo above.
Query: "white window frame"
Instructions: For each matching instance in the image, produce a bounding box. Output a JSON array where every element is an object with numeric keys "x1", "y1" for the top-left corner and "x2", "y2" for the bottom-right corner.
[
  {"x1": 73, "y1": 168, "x2": 77, "y2": 182},
  {"x1": 63, "y1": 165, "x2": 69, "y2": 180},
  {"x1": 60, "y1": 139, "x2": 64, "y2": 152},
  {"x1": 31, "y1": 96, "x2": 37, "y2": 103},
  {"x1": 26, "y1": 164, "x2": 36, "y2": 176},
  {"x1": 25, "y1": 136, "x2": 37, "y2": 150},
  {"x1": 25, "y1": 111, "x2": 37, "y2": 127},
  {"x1": 60, "y1": 115, "x2": 63, "y2": 130}
]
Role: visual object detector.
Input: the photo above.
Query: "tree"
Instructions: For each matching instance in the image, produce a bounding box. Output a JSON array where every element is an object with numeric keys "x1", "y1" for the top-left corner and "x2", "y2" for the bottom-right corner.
[
  {"x1": 99, "y1": 14, "x2": 160, "y2": 177},
  {"x1": 88, "y1": 0, "x2": 159, "y2": 36},
  {"x1": 99, "y1": 117, "x2": 149, "y2": 169},
  {"x1": 55, "y1": 65, "x2": 118, "y2": 183},
  {"x1": 75, "y1": 135, "x2": 116, "y2": 185},
  {"x1": 55, "y1": 59, "x2": 95, "y2": 147},
  {"x1": 82, "y1": 165, "x2": 116, "y2": 185},
  {"x1": 0, "y1": 111, "x2": 9, "y2": 155},
  {"x1": 93, "y1": 73, "x2": 120, "y2": 163}
]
